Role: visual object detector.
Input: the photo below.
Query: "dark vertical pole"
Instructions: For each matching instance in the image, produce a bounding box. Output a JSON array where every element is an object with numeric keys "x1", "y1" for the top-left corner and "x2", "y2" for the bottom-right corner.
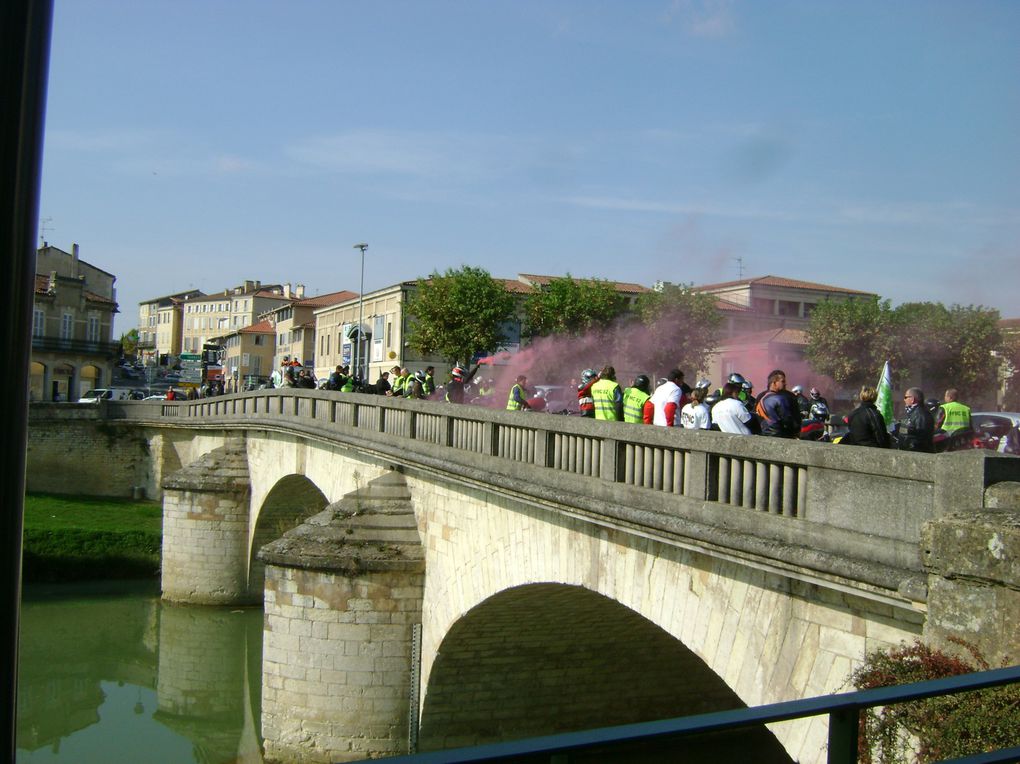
[
  {"x1": 0, "y1": 0, "x2": 53, "y2": 761},
  {"x1": 826, "y1": 707, "x2": 860, "y2": 764}
]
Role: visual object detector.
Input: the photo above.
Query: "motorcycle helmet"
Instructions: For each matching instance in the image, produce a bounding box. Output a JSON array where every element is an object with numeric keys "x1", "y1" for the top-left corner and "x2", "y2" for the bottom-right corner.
[
  {"x1": 656, "y1": 377, "x2": 669, "y2": 389},
  {"x1": 415, "y1": 370, "x2": 426, "y2": 381},
  {"x1": 581, "y1": 368, "x2": 597, "y2": 384},
  {"x1": 695, "y1": 378, "x2": 712, "y2": 390},
  {"x1": 810, "y1": 401, "x2": 830, "y2": 420},
  {"x1": 925, "y1": 398, "x2": 940, "y2": 413},
  {"x1": 704, "y1": 390, "x2": 721, "y2": 407},
  {"x1": 791, "y1": 385, "x2": 803, "y2": 395},
  {"x1": 742, "y1": 380, "x2": 753, "y2": 393},
  {"x1": 728, "y1": 372, "x2": 746, "y2": 386},
  {"x1": 809, "y1": 387, "x2": 821, "y2": 400},
  {"x1": 451, "y1": 366, "x2": 465, "y2": 381},
  {"x1": 633, "y1": 374, "x2": 650, "y2": 393}
]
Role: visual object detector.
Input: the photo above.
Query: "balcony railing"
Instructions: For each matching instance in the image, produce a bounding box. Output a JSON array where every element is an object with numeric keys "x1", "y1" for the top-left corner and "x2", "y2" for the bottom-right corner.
[{"x1": 31, "y1": 336, "x2": 120, "y2": 356}]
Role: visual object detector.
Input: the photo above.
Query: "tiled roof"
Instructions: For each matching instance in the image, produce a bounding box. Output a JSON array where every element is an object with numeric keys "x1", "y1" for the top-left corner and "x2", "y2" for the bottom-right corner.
[
  {"x1": 295, "y1": 290, "x2": 360, "y2": 308},
  {"x1": 497, "y1": 278, "x2": 537, "y2": 294},
  {"x1": 518, "y1": 273, "x2": 651, "y2": 294},
  {"x1": 999, "y1": 317, "x2": 1020, "y2": 330},
  {"x1": 240, "y1": 320, "x2": 275, "y2": 334},
  {"x1": 695, "y1": 275, "x2": 874, "y2": 296}
]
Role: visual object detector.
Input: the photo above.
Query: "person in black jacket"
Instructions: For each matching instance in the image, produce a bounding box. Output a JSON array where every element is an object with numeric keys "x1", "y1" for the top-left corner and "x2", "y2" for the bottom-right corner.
[
  {"x1": 844, "y1": 385, "x2": 891, "y2": 447},
  {"x1": 898, "y1": 387, "x2": 935, "y2": 452}
]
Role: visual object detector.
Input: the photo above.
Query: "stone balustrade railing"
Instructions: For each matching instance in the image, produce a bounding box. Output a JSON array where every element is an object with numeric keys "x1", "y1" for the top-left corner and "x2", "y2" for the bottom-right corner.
[{"x1": 49, "y1": 390, "x2": 1020, "y2": 603}]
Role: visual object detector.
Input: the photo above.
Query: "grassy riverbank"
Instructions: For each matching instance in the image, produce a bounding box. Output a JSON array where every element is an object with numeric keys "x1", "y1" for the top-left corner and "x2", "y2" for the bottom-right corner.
[{"x1": 22, "y1": 494, "x2": 162, "y2": 582}]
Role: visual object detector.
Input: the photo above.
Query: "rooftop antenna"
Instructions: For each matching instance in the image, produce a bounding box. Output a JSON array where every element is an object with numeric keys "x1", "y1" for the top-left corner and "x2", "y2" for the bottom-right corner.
[
  {"x1": 39, "y1": 217, "x2": 53, "y2": 245},
  {"x1": 734, "y1": 257, "x2": 745, "y2": 280}
]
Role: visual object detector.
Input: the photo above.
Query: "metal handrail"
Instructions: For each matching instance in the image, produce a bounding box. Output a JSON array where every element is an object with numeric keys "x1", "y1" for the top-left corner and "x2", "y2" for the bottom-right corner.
[{"x1": 359, "y1": 664, "x2": 1020, "y2": 764}]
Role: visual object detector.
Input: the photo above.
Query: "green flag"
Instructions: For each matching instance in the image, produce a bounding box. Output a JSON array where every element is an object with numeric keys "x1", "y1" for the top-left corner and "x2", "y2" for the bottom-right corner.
[{"x1": 876, "y1": 361, "x2": 894, "y2": 428}]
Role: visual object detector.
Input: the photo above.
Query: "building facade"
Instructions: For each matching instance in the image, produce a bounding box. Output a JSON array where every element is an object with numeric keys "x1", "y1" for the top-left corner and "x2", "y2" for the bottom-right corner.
[
  {"x1": 31, "y1": 244, "x2": 119, "y2": 401},
  {"x1": 136, "y1": 289, "x2": 204, "y2": 365},
  {"x1": 179, "y1": 281, "x2": 292, "y2": 356},
  {"x1": 219, "y1": 320, "x2": 277, "y2": 392}
]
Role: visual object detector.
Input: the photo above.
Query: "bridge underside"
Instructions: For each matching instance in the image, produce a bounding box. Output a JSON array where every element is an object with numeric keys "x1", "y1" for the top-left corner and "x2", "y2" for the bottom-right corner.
[{"x1": 419, "y1": 583, "x2": 792, "y2": 762}]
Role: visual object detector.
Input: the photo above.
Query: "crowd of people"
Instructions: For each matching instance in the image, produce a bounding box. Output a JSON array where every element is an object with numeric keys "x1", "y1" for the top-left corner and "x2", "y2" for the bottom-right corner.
[{"x1": 225, "y1": 355, "x2": 1015, "y2": 454}]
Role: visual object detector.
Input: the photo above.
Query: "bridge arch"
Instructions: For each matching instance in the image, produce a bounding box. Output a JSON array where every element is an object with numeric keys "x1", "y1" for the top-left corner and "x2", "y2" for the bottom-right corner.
[
  {"x1": 249, "y1": 474, "x2": 329, "y2": 596},
  {"x1": 419, "y1": 583, "x2": 791, "y2": 762}
]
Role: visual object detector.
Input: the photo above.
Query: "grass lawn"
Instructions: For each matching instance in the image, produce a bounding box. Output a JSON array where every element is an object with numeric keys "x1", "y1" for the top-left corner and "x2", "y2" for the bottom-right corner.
[{"x1": 22, "y1": 494, "x2": 162, "y2": 581}]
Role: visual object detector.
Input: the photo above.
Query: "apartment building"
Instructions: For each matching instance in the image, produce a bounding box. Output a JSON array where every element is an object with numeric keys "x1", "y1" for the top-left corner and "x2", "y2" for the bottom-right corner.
[
  {"x1": 136, "y1": 289, "x2": 204, "y2": 365},
  {"x1": 690, "y1": 275, "x2": 876, "y2": 398},
  {"x1": 179, "y1": 280, "x2": 292, "y2": 355},
  {"x1": 219, "y1": 319, "x2": 276, "y2": 391},
  {"x1": 31, "y1": 243, "x2": 119, "y2": 401},
  {"x1": 261, "y1": 289, "x2": 359, "y2": 371}
]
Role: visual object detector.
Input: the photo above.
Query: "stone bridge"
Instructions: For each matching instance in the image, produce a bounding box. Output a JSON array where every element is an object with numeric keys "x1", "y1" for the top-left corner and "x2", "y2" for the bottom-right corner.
[{"x1": 26, "y1": 392, "x2": 1020, "y2": 763}]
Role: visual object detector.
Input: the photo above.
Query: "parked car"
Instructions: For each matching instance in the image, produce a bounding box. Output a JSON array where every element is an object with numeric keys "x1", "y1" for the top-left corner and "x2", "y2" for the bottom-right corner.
[
  {"x1": 79, "y1": 388, "x2": 144, "y2": 403},
  {"x1": 970, "y1": 412, "x2": 1020, "y2": 452},
  {"x1": 164, "y1": 373, "x2": 182, "y2": 384}
]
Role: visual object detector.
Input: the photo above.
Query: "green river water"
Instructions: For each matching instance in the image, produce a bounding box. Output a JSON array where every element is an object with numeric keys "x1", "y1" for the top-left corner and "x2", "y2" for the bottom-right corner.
[{"x1": 16, "y1": 580, "x2": 264, "y2": 764}]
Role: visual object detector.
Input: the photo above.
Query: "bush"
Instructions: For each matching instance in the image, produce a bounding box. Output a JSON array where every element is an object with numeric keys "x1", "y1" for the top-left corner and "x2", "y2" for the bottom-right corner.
[{"x1": 850, "y1": 639, "x2": 1020, "y2": 763}]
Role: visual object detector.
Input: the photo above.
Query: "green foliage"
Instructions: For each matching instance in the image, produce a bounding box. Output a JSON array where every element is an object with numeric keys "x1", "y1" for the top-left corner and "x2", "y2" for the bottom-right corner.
[
  {"x1": 405, "y1": 266, "x2": 516, "y2": 364},
  {"x1": 806, "y1": 297, "x2": 897, "y2": 389},
  {"x1": 850, "y1": 639, "x2": 1020, "y2": 763},
  {"x1": 807, "y1": 298, "x2": 1004, "y2": 401},
  {"x1": 22, "y1": 494, "x2": 162, "y2": 581},
  {"x1": 631, "y1": 283, "x2": 724, "y2": 373},
  {"x1": 119, "y1": 328, "x2": 139, "y2": 356},
  {"x1": 523, "y1": 275, "x2": 627, "y2": 338}
]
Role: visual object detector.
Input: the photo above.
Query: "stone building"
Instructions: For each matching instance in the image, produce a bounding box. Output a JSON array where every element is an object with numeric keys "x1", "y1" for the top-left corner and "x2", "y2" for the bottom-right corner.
[
  {"x1": 218, "y1": 319, "x2": 277, "y2": 391},
  {"x1": 262, "y1": 289, "x2": 359, "y2": 372},
  {"x1": 31, "y1": 243, "x2": 119, "y2": 401},
  {"x1": 178, "y1": 281, "x2": 291, "y2": 356},
  {"x1": 136, "y1": 289, "x2": 204, "y2": 366}
]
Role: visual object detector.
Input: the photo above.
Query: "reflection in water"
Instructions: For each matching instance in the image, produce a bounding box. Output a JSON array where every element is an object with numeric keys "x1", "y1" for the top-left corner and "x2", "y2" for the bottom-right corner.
[{"x1": 17, "y1": 581, "x2": 264, "y2": 764}]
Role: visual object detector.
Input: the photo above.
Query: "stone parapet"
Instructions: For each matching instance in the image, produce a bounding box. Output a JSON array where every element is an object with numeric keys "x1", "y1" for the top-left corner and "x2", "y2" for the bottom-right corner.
[{"x1": 922, "y1": 488, "x2": 1020, "y2": 666}]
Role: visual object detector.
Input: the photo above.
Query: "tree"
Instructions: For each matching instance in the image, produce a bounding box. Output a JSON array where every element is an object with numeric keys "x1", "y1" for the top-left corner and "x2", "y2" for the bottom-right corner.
[
  {"x1": 805, "y1": 297, "x2": 899, "y2": 390},
  {"x1": 630, "y1": 283, "x2": 723, "y2": 374},
  {"x1": 1002, "y1": 334, "x2": 1020, "y2": 411},
  {"x1": 404, "y1": 266, "x2": 515, "y2": 365},
  {"x1": 522, "y1": 275, "x2": 626, "y2": 338},
  {"x1": 120, "y1": 328, "x2": 139, "y2": 357}
]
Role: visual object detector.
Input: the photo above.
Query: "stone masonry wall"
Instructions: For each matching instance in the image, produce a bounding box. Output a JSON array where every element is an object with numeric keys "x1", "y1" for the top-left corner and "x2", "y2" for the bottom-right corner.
[
  {"x1": 262, "y1": 565, "x2": 424, "y2": 764},
  {"x1": 26, "y1": 414, "x2": 152, "y2": 498},
  {"x1": 161, "y1": 488, "x2": 254, "y2": 605},
  {"x1": 412, "y1": 476, "x2": 924, "y2": 764}
]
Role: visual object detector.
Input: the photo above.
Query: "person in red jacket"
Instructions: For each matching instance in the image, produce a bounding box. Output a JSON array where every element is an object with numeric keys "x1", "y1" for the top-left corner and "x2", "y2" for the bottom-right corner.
[{"x1": 577, "y1": 368, "x2": 597, "y2": 418}]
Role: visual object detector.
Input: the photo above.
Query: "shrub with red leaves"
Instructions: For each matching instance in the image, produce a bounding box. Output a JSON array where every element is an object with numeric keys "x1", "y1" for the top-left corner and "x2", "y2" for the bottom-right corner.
[{"x1": 850, "y1": 639, "x2": 1020, "y2": 763}]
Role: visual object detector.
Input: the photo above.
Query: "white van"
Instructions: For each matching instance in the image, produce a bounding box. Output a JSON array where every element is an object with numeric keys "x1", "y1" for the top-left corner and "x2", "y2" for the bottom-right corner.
[{"x1": 78, "y1": 388, "x2": 144, "y2": 403}]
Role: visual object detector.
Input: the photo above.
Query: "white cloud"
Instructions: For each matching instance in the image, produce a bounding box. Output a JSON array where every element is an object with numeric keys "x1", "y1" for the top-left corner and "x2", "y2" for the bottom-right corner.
[{"x1": 663, "y1": 0, "x2": 736, "y2": 39}]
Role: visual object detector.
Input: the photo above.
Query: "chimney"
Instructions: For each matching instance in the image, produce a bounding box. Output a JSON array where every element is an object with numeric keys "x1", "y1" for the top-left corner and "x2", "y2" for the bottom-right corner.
[
  {"x1": 296, "y1": 284, "x2": 305, "y2": 299},
  {"x1": 283, "y1": 282, "x2": 292, "y2": 298},
  {"x1": 71, "y1": 243, "x2": 80, "y2": 278},
  {"x1": 244, "y1": 280, "x2": 254, "y2": 292}
]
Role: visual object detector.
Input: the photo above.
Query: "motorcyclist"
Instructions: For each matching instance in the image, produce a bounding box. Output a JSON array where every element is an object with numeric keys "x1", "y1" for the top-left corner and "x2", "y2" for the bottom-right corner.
[
  {"x1": 792, "y1": 385, "x2": 812, "y2": 417},
  {"x1": 622, "y1": 375, "x2": 653, "y2": 424},
  {"x1": 577, "y1": 368, "x2": 597, "y2": 418},
  {"x1": 809, "y1": 387, "x2": 829, "y2": 409}
]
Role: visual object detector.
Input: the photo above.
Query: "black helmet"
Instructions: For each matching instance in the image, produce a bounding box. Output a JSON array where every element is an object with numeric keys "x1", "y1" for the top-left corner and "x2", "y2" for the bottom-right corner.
[
  {"x1": 633, "y1": 375, "x2": 650, "y2": 393},
  {"x1": 728, "y1": 372, "x2": 746, "y2": 386},
  {"x1": 925, "y1": 398, "x2": 940, "y2": 412},
  {"x1": 415, "y1": 370, "x2": 426, "y2": 381},
  {"x1": 810, "y1": 401, "x2": 830, "y2": 420}
]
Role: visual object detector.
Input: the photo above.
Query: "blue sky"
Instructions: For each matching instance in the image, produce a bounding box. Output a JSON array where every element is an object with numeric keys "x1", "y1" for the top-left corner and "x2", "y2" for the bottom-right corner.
[{"x1": 39, "y1": 1, "x2": 1019, "y2": 332}]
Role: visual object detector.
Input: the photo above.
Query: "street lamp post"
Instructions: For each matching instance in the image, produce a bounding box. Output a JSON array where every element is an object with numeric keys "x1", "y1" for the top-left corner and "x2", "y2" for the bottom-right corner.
[{"x1": 353, "y1": 243, "x2": 367, "y2": 383}]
